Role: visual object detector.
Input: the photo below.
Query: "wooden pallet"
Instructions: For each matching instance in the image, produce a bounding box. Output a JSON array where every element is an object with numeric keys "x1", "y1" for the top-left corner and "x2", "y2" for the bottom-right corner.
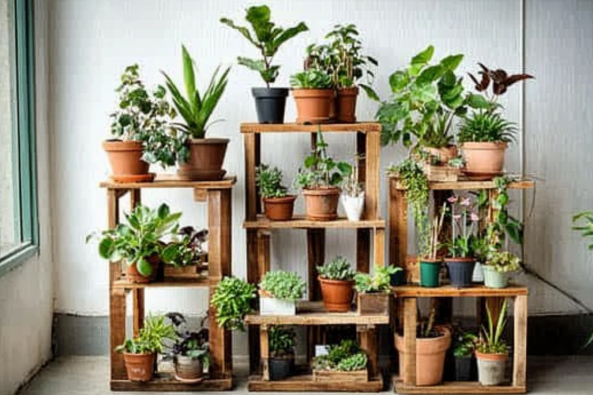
[
  {"x1": 111, "y1": 373, "x2": 233, "y2": 391},
  {"x1": 248, "y1": 373, "x2": 383, "y2": 392},
  {"x1": 392, "y1": 378, "x2": 526, "y2": 394}
]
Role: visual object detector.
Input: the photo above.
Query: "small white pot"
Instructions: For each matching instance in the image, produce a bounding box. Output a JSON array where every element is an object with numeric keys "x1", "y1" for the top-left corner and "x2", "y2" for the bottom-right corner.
[
  {"x1": 341, "y1": 193, "x2": 365, "y2": 221},
  {"x1": 260, "y1": 296, "x2": 296, "y2": 316}
]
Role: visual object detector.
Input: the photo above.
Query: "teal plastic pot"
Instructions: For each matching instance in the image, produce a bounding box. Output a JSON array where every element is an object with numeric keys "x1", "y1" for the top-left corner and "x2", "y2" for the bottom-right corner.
[
  {"x1": 482, "y1": 265, "x2": 509, "y2": 288},
  {"x1": 420, "y1": 259, "x2": 442, "y2": 287}
]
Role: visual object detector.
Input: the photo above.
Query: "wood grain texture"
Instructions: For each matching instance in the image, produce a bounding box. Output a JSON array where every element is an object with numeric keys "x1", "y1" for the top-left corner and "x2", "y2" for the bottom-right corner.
[
  {"x1": 260, "y1": 325, "x2": 269, "y2": 381},
  {"x1": 390, "y1": 178, "x2": 534, "y2": 191},
  {"x1": 244, "y1": 215, "x2": 385, "y2": 229},
  {"x1": 240, "y1": 122, "x2": 381, "y2": 134},
  {"x1": 363, "y1": 130, "x2": 380, "y2": 220},
  {"x1": 110, "y1": 288, "x2": 126, "y2": 380},
  {"x1": 247, "y1": 374, "x2": 383, "y2": 392},
  {"x1": 110, "y1": 375, "x2": 233, "y2": 391},
  {"x1": 100, "y1": 175, "x2": 236, "y2": 189},
  {"x1": 207, "y1": 189, "x2": 232, "y2": 279},
  {"x1": 357, "y1": 325, "x2": 377, "y2": 377},
  {"x1": 392, "y1": 284, "x2": 528, "y2": 298},
  {"x1": 402, "y1": 298, "x2": 417, "y2": 385},
  {"x1": 307, "y1": 229, "x2": 324, "y2": 301},
  {"x1": 393, "y1": 379, "x2": 526, "y2": 394},
  {"x1": 244, "y1": 133, "x2": 259, "y2": 220},
  {"x1": 513, "y1": 295, "x2": 528, "y2": 387},
  {"x1": 313, "y1": 368, "x2": 368, "y2": 382}
]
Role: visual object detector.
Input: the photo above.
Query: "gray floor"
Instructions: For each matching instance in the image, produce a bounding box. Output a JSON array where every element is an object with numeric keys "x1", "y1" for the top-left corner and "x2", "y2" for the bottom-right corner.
[{"x1": 17, "y1": 355, "x2": 593, "y2": 395}]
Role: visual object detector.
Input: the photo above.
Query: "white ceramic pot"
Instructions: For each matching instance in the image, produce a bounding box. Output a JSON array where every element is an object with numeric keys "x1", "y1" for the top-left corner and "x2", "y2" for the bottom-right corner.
[
  {"x1": 341, "y1": 193, "x2": 365, "y2": 221},
  {"x1": 260, "y1": 296, "x2": 296, "y2": 316}
]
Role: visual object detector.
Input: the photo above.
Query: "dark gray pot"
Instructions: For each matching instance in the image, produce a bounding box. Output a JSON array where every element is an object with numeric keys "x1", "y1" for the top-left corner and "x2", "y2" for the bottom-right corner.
[
  {"x1": 454, "y1": 355, "x2": 477, "y2": 381},
  {"x1": 269, "y1": 355, "x2": 294, "y2": 380},
  {"x1": 445, "y1": 258, "x2": 476, "y2": 288},
  {"x1": 252, "y1": 87, "x2": 289, "y2": 124}
]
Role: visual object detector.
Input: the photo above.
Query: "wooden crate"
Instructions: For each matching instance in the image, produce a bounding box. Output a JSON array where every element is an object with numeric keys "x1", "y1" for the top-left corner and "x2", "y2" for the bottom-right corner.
[
  {"x1": 313, "y1": 368, "x2": 368, "y2": 382},
  {"x1": 357, "y1": 293, "x2": 390, "y2": 315},
  {"x1": 421, "y1": 163, "x2": 460, "y2": 182},
  {"x1": 164, "y1": 265, "x2": 203, "y2": 279}
]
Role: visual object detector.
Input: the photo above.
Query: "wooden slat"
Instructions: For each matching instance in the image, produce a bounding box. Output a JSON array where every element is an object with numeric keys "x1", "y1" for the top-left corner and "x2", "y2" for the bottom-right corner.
[
  {"x1": 129, "y1": 189, "x2": 144, "y2": 336},
  {"x1": 111, "y1": 375, "x2": 233, "y2": 391},
  {"x1": 393, "y1": 379, "x2": 526, "y2": 394},
  {"x1": 246, "y1": 228, "x2": 261, "y2": 374},
  {"x1": 207, "y1": 189, "x2": 232, "y2": 279},
  {"x1": 260, "y1": 325, "x2": 269, "y2": 381},
  {"x1": 374, "y1": 228, "x2": 385, "y2": 267},
  {"x1": 245, "y1": 301, "x2": 389, "y2": 325},
  {"x1": 240, "y1": 122, "x2": 381, "y2": 134},
  {"x1": 390, "y1": 185, "x2": 408, "y2": 269},
  {"x1": 244, "y1": 133, "x2": 259, "y2": 220},
  {"x1": 358, "y1": 325, "x2": 377, "y2": 377},
  {"x1": 110, "y1": 288, "x2": 126, "y2": 380},
  {"x1": 513, "y1": 295, "x2": 528, "y2": 388},
  {"x1": 244, "y1": 215, "x2": 385, "y2": 229},
  {"x1": 100, "y1": 175, "x2": 237, "y2": 189},
  {"x1": 392, "y1": 284, "x2": 528, "y2": 298},
  {"x1": 390, "y1": 178, "x2": 534, "y2": 191},
  {"x1": 257, "y1": 232, "x2": 271, "y2": 286},
  {"x1": 248, "y1": 374, "x2": 383, "y2": 392},
  {"x1": 363, "y1": 130, "x2": 380, "y2": 220},
  {"x1": 402, "y1": 298, "x2": 417, "y2": 385},
  {"x1": 356, "y1": 228, "x2": 370, "y2": 274},
  {"x1": 107, "y1": 189, "x2": 120, "y2": 285},
  {"x1": 307, "y1": 229, "x2": 324, "y2": 301},
  {"x1": 112, "y1": 277, "x2": 210, "y2": 289}
]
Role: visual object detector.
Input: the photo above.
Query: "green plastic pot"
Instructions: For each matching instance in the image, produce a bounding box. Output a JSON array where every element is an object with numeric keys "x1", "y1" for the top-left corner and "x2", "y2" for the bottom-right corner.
[
  {"x1": 420, "y1": 259, "x2": 442, "y2": 288},
  {"x1": 482, "y1": 265, "x2": 509, "y2": 288}
]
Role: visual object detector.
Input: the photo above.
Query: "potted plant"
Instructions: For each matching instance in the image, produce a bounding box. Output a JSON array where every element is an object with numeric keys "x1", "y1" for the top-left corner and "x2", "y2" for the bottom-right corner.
[
  {"x1": 394, "y1": 303, "x2": 451, "y2": 386},
  {"x1": 443, "y1": 194, "x2": 479, "y2": 288},
  {"x1": 475, "y1": 299, "x2": 510, "y2": 386},
  {"x1": 106, "y1": 64, "x2": 177, "y2": 182},
  {"x1": 290, "y1": 68, "x2": 334, "y2": 124},
  {"x1": 312, "y1": 339, "x2": 369, "y2": 382},
  {"x1": 305, "y1": 23, "x2": 378, "y2": 123},
  {"x1": 458, "y1": 63, "x2": 534, "y2": 179},
  {"x1": 220, "y1": 5, "x2": 308, "y2": 124},
  {"x1": 161, "y1": 45, "x2": 231, "y2": 181},
  {"x1": 87, "y1": 203, "x2": 183, "y2": 283},
  {"x1": 164, "y1": 312, "x2": 210, "y2": 383},
  {"x1": 210, "y1": 276, "x2": 257, "y2": 331},
  {"x1": 451, "y1": 327, "x2": 478, "y2": 381},
  {"x1": 354, "y1": 265, "x2": 398, "y2": 315},
  {"x1": 115, "y1": 314, "x2": 176, "y2": 382},
  {"x1": 317, "y1": 256, "x2": 356, "y2": 312},
  {"x1": 268, "y1": 326, "x2": 296, "y2": 380},
  {"x1": 162, "y1": 227, "x2": 208, "y2": 278},
  {"x1": 482, "y1": 250, "x2": 521, "y2": 289},
  {"x1": 256, "y1": 163, "x2": 296, "y2": 221},
  {"x1": 293, "y1": 130, "x2": 352, "y2": 221},
  {"x1": 259, "y1": 270, "x2": 306, "y2": 316},
  {"x1": 341, "y1": 161, "x2": 365, "y2": 221}
]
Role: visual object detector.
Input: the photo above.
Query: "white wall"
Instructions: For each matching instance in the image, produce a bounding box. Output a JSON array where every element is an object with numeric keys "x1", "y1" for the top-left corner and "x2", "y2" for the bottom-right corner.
[
  {"x1": 49, "y1": 0, "x2": 591, "y2": 321},
  {"x1": 0, "y1": 1, "x2": 53, "y2": 393}
]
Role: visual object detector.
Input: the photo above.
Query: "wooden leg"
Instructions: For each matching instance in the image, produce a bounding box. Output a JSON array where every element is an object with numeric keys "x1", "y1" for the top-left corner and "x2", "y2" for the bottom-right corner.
[
  {"x1": 358, "y1": 325, "x2": 378, "y2": 377},
  {"x1": 374, "y1": 228, "x2": 385, "y2": 267},
  {"x1": 260, "y1": 325, "x2": 270, "y2": 381},
  {"x1": 132, "y1": 290, "x2": 144, "y2": 337},
  {"x1": 209, "y1": 284, "x2": 232, "y2": 377},
  {"x1": 362, "y1": 130, "x2": 380, "y2": 220},
  {"x1": 307, "y1": 229, "x2": 325, "y2": 301},
  {"x1": 247, "y1": 229, "x2": 261, "y2": 374},
  {"x1": 403, "y1": 298, "x2": 417, "y2": 386},
  {"x1": 390, "y1": 186, "x2": 408, "y2": 268},
  {"x1": 244, "y1": 133, "x2": 261, "y2": 219},
  {"x1": 207, "y1": 189, "x2": 232, "y2": 279},
  {"x1": 513, "y1": 295, "x2": 528, "y2": 387},
  {"x1": 357, "y1": 228, "x2": 370, "y2": 274},
  {"x1": 110, "y1": 288, "x2": 126, "y2": 380}
]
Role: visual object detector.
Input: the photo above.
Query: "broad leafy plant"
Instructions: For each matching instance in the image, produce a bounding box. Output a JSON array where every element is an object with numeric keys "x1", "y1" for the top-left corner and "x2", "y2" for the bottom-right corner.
[
  {"x1": 317, "y1": 256, "x2": 355, "y2": 281},
  {"x1": 220, "y1": 5, "x2": 308, "y2": 87},
  {"x1": 476, "y1": 299, "x2": 509, "y2": 354},
  {"x1": 289, "y1": 69, "x2": 333, "y2": 89},
  {"x1": 452, "y1": 327, "x2": 478, "y2": 358},
  {"x1": 115, "y1": 314, "x2": 177, "y2": 354},
  {"x1": 259, "y1": 270, "x2": 306, "y2": 301},
  {"x1": 269, "y1": 326, "x2": 296, "y2": 358},
  {"x1": 256, "y1": 163, "x2": 289, "y2": 198},
  {"x1": 354, "y1": 265, "x2": 400, "y2": 293},
  {"x1": 163, "y1": 312, "x2": 210, "y2": 368},
  {"x1": 210, "y1": 276, "x2": 257, "y2": 332}
]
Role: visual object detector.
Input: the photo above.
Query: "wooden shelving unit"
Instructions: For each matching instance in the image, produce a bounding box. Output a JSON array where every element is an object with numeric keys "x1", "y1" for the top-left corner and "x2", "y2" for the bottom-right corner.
[
  {"x1": 241, "y1": 122, "x2": 386, "y2": 392},
  {"x1": 388, "y1": 176, "x2": 534, "y2": 394},
  {"x1": 100, "y1": 175, "x2": 236, "y2": 391}
]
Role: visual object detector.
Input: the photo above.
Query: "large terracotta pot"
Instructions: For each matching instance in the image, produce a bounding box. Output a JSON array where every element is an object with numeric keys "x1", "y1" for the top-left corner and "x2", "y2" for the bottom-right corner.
[
  {"x1": 123, "y1": 352, "x2": 156, "y2": 382},
  {"x1": 302, "y1": 187, "x2": 341, "y2": 221},
  {"x1": 318, "y1": 276, "x2": 355, "y2": 312},
  {"x1": 475, "y1": 350, "x2": 508, "y2": 386},
  {"x1": 177, "y1": 138, "x2": 229, "y2": 181},
  {"x1": 292, "y1": 89, "x2": 334, "y2": 124},
  {"x1": 262, "y1": 195, "x2": 297, "y2": 221},
  {"x1": 126, "y1": 255, "x2": 161, "y2": 283},
  {"x1": 395, "y1": 326, "x2": 451, "y2": 386},
  {"x1": 174, "y1": 355, "x2": 204, "y2": 382},
  {"x1": 103, "y1": 140, "x2": 155, "y2": 183},
  {"x1": 336, "y1": 87, "x2": 359, "y2": 123},
  {"x1": 461, "y1": 142, "x2": 507, "y2": 180},
  {"x1": 422, "y1": 145, "x2": 458, "y2": 165}
]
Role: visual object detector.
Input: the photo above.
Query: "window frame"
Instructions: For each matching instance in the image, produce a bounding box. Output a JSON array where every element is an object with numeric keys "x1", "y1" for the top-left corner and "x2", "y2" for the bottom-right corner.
[{"x1": 0, "y1": 0, "x2": 38, "y2": 276}]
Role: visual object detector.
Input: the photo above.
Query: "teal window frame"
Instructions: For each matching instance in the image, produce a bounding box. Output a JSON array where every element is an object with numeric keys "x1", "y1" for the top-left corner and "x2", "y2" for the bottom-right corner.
[{"x1": 0, "y1": 0, "x2": 38, "y2": 276}]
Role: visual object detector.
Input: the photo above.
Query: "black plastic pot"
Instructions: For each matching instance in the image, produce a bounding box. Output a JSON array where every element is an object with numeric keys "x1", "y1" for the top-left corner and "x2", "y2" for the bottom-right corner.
[
  {"x1": 454, "y1": 355, "x2": 477, "y2": 381},
  {"x1": 390, "y1": 268, "x2": 406, "y2": 286},
  {"x1": 252, "y1": 87, "x2": 289, "y2": 124},
  {"x1": 445, "y1": 258, "x2": 476, "y2": 288},
  {"x1": 269, "y1": 356, "x2": 293, "y2": 380}
]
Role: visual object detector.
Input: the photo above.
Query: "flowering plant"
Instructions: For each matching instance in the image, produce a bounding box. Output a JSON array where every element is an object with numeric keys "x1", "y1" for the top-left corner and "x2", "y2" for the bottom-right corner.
[{"x1": 445, "y1": 194, "x2": 480, "y2": 258}]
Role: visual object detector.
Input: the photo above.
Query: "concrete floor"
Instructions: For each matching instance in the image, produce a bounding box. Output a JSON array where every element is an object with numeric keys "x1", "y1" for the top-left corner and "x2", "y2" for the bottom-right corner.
[{"x1": 16, "y1": 355, "x2": 593, "y2": 395}]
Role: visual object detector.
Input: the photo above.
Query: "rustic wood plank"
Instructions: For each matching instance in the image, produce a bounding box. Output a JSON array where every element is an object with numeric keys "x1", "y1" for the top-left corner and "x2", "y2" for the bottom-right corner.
[
  {"x1": 393, "y1": 379, "x2": 526, "y2": 394},
  {"x1": 247, "y1": 374, "x2": 383, "y2": 392},
  {"x1": 513, "y1": 295, "x2": 528, "y2": 388},
  {"x1": 363, "y1": 130, "x2": 380, "y2": 220},
  {"x1": 358, "y1": 325, "x2": 377, "y2": 377},
  {"x1": 111, "y1": 374, "x2": 233, "y2": 391},
  {"x1": 193, "y1": 188, "x2": 207, "y2": 202},
  {"x1": 307, "y1": 229, "x2": 325, "y2": 301},
  {"x1": 357, "y1": 294, "x2": 391, "y2": 316},
  {"x1": 257, "y1": 231, "x2": 271, "y2": 286},
  {"x1": 260, "y1": 324, "x2": 269, "y2": 381},
  {"x1": 240, "y1": 122, "x2": 381, "y2": 134},
  {"x1": 245, "y1": 301, "x2": 389, "y2": 325},
  {"x1": 246, "y1": 228, "x2": 261, "y2": 375},
  {"x1": 374, "y1": 228, "x2": 385, "y2": 267},
  {"x1": 110, "y1": 288, "x2": 126, "y2": 380},
  {"x1": 244, "y1": 215, "x2": 386, "y2": 229},
  {"x1": 100, "y1": 175, "x2": 236, "y2": 189},
  {"x1": 107, "y1": 189, "x2": 120, "y2": 285},
  {"x1": 207, "y1": 189, "x2": 232, "y2": 279},
  {"x1": 390, "y1": 177, "x2": 534, "y2": 191},
  {"x1": 112, "y1": 277, "x2": 210, "y2": 289},
  {"x1": 392, "y1": 284, "x2": 528, "y2": 298},
  {"x1": 313, "y1": 368, "x2": 368, "y2": 382},
  {"x1": 244, "y1": 133, "x2": 259, "y2": 220},
  {"x1": 402, "y1": 298, "x2": 417, "y2": 386},
  {"x1": 129, "y1": 189, "x2": 144, "y2": 336},
  {"x1": 391, "y1": 186, "x2": 408, "y2": 270},
  {"x1": 356, "y1": 228, "x2": 371, "y2": 275}
]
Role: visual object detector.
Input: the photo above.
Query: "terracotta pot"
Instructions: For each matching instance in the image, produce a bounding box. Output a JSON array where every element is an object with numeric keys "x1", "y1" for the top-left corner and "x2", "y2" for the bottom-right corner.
[
  {"x1": 475, "y1": 350, "x2": 508, "y2": 386},
  {"x1": 292, "y1": 89, "x2": 334, "y2": 124},
  {"x1": 262, "y1": 195, "x2": 297, "y2": 221},
  {"x1": 177, "y1": 138, "x2": 229, "y2": 181},
  {"x1": 102, "y1": 140, "x2": 155, "y2": 183},
  {"x1": 318, "y1": 276, "x2": 355, "y2": 312},
  {"x1": 336, "y1": 87, "x2": 359, "y2": 123},
  {"x1": 174, "y1": 355, "x2": 204, "y2": 382},
  {"x1": 123, "y1": 352, "x2": 156, "y2": 382},
  {"x1": 395, "y1": 326, "x2": 451, "y2": 386},
  {"x1": 461, "y1": 142, "x2": 507, "y2": 180},
  {"x1": 126, "y1": 255, "x2": 161, "y2": 283},
  {"x1": 422, "y1": 145, "x2": 458, "y2": 165},
  {"x1": 302, "y1": 187, "x2": 341, "y2": 221}
]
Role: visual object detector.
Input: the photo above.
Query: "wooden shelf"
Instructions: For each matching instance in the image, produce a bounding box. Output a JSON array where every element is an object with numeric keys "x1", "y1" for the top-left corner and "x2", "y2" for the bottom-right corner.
[
  {"x1": 245, "y1": 301, "x2": 389, "y2": 326},
  {"x1": 111, "y1": 374, "x2": 233, "y2": 391},
  {"x1": 393, "y1": 378, "x2": 525, "y2": 394},
  {"x1": 392, "y1": 284, "x2": 528, "y2": 298},
  {"x1": 244, "y1": 215, "x2": 385, "y2": 230},
  {"x1": 100, "y1": 175, "x2": 236, "y2": 189},
  {"x1": 390, "y1": 177, "x2": 534, "y2": 191},
  {"x1": 248, "y1": 373, "x2": 383, "y2": 392},
  {"x1": 240, "y1": 122, "x2": 381, "y2": 134},
  {"x1": 112, "y1": 276, "x2": 211, "y2": 289}
]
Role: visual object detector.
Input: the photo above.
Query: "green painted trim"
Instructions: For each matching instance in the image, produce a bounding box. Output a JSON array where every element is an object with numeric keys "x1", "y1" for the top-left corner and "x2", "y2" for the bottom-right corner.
[{"x1": 0, "y1": 243, "x2": 38, "y2": 277}]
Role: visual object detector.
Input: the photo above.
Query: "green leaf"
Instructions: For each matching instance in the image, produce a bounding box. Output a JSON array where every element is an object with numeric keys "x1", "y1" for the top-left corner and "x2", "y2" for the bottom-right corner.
[
  {"x1": 136, "y1": 258, "x2": 153, "y2": 277},
  {"x1": 98, "y1": 238, "x2": 113, "y2": 259},
  {"x1": 416, "y1": 64, "x2": 444, "y2": 84},
  {"x1": 410, "y1": 83, "x2": 436, "y2": 102},
  {"x1": 219, "y1": 17, "x2": 257, "y2": 48},
  {"x1": 271, "y1": 22, "x2": 309, "y2": 54},
  {"x1": 440, "y1": 54, "x2": 464, "y2": 70},
  {"x1": 411, "y1": 45, "x2": 434, "y2": 65},
  {"x1": 359, "y1": 84, "x2": 380, "y2": 101},
  {"x1": 466, "y1": 93, "x2": 491, "y2": 109},
  {"x1": 181, "y1": 45, "x2": 196, "y2": 103},
  {"x1": 389, "y1": 70, "x2": 410, "y2": 93},
  {"x1": 157, "y1": 203, "x2": 170, "y2": 220},
  {"x1": 237, "y1": 57, "x2": 266, "y2": 73}
]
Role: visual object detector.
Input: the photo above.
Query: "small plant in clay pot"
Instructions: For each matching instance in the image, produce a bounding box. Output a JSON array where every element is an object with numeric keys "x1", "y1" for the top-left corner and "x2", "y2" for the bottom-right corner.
[
  {"x1": 290, "y1": 68, "x2": 334, "y2": 124},
  {"x1": 256, "y1": 164, "x2": 296, "y2": 221},
  {"x1": 482, "y1": 250, "x2": 521, "y2": 289},
  {"x1": 317, "y1": 256, "x2": 356, "y2": 312}
]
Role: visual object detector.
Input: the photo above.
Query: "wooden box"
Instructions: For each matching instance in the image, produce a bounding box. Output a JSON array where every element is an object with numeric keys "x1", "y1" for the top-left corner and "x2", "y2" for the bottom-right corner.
[
  {"x1": 421, "y1": 163, "x2": 460, "y2": 182},
  {"x1": 313, "y1": 368, "x2": 368, "y2": 382},
  {"x1": 163, "y1": 265, "x2": 203, "y2": 279},
  {"x1": 356, "y1": 293, "x2": 391, "y2": 316}
]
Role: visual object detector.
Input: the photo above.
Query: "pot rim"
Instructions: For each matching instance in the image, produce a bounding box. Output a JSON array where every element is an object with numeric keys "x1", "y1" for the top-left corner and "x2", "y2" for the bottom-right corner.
[
  {"x1": 302, "y1": 186, "x2": 341, "y2": 196},
  {"x1": 318, "y1": 275, "x2": 355, "y2": 285},
  {"x1": 262, "y1": 195, "x2": 297, "y2": 203},
  {"x1": 475, "y1": 350, "x2": 509, "y2": 360},
  {"x1": 444, "y1": 257, "x2": 476, "y2": 263},
  {"x1": 461, "y1": 141, "x2": 508, "y2": 149},
  {"x1": 419, "y1": 257, "x2": 443, "y2": 264},
  {"x1": 102, "y1": 140, "x2": 143, "y2": 151},
  {"x1": 186, "y1": 137, "x2": 230, "y2": 145}
]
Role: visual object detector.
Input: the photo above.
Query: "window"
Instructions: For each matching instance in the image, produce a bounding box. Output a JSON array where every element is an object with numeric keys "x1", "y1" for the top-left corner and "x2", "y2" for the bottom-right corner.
[{"x1": 0, "y1": 0, "x2": 37, "y2": 276}]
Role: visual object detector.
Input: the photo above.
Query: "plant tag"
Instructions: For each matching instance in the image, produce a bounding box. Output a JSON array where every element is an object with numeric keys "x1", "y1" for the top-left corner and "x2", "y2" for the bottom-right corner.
[{"x1": 315, "y1": 345, "x2": 328, "y2": 357}]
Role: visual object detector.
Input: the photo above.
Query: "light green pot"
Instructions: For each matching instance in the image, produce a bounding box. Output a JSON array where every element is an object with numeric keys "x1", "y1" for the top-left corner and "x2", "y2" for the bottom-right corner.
[{"x1": 482, "y1": 265, "x2": 509, "y2": 288}]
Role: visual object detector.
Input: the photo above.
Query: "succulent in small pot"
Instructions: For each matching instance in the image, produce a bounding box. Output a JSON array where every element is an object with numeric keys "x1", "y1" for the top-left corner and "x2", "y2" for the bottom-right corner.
[
  {"x1": 475, "y1": 299, "x2": 510, "y2": 386},
  {"x1": 354, "y1": 265, "x2": 399, "y2": 315},
  {"x1": 210, "y1": 276, "x2": 257, "y2": 331},
  {"x1": 221, "y1": 5, "x2": 308, "y2": 124},
  {"x1": 86, "y1": 203, "x2": 183, "y2": 283},
  {"x1": 290, "y1": 68, "x2": 334, "y2": 124},
  {"x1": 106, "y1": 64, "x2": 177, "y2": 182},
  {"x1": 115, "y1": 314, "x2": 177, "y2": 382},
  {"x1": 163, "y1": 312, "x2": 210, "y2": 383},
  {"x1": 259, "y1": 270, "x2": 306, "y2": 316},
  {"x1": 317, "y1": 256, "x2": 356, "y2": 312},
  {"x1": 256, "y1": 164, "x2": 296, "y2": 221},
  {"x1": 161, "y1": 45, "x2": 231, "y2": 181},
  {"x1": 268, "y1": 326, "x2": 296, "y2": 380},
  {"x1": 293, "y1": 130, "x2": 352, "y2": 221},
  {"x1": 482, "y1": 251, "x2": 521, "y2": 288}
]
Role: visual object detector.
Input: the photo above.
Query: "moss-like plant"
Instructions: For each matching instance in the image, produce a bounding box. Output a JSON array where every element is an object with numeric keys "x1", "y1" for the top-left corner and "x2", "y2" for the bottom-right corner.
[{"x1": 259, "y1": 270, "x2": 306, "y2": 301}]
